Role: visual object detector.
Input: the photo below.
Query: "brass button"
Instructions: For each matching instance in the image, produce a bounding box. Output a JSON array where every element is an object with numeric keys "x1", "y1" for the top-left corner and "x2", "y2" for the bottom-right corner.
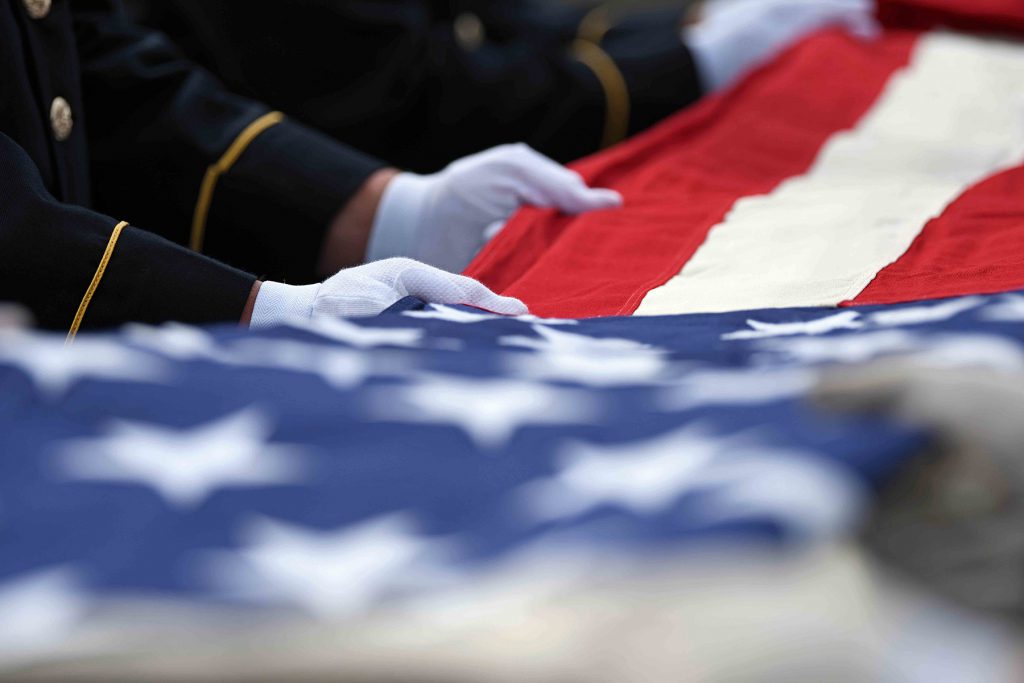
[
  {"x1": 23, "y1": 0, "x2": 51, "y2": 20},
  {"x1": 453, "y1": 13, "x2": 485, "y2": 52},
  {"x1": 50, "y1": 96, "x2": 73, "y2": 142}
]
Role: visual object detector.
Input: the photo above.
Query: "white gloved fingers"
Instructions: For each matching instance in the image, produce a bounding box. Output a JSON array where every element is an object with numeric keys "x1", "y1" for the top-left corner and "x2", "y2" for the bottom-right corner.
[
  {"x1": 531, "y1": 171, "x2": 623, "y2": 215},
  {"x1": 557, "y1": 183, "x2": 624, "y2": 215},
  {"x1": 253, "y1": 258, "x2": 527, "y2": 324},
  {"x1": 837, "y1": 8, "x2": 882, "y2": 40},
  {"x1": 710, "y1": 0, "x2": 874, "y2": 19},
  {"x1": 313, "y1": 273, "x2": 405, "y2": 318},
  {"x1": 688, "y1": 0, "x2": 880, "y2": 91},
  {"x1": 394, "y1": 266, "x2": 465, "y2": 302},
  {"x1": 313, "y1": 293, "x2": 397, "y2": 318},
  {"x1": 368, "y1": 143, "x2": 620, "y2": 272},
  {"x1": 445, "y1": 142, "x2": 526, "y2": 173},
  {"x1": 501, "y1": 145, "x2": 623, "y2": 214},
  {"x1": 453, "y1": 275, "x2": 529, "y2": 315},
  {"x1": 777, "y1": 1, "x2": 880, "y2": 40},
  {"x1": 396, "y1": 265, "x2": 529, "y2": 315}
]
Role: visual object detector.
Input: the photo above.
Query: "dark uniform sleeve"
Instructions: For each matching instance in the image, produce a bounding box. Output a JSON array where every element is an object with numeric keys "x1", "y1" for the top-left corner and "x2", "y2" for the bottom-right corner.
[
  {"x1": 127, "y1": 0, "x2": 703, "y2": 172},
  {"x1": 0, "y1": 132, "x2": 254, "y2": 333},
  {"x1": 73, "y1": 0, "x2": 385, "y2": 284}
]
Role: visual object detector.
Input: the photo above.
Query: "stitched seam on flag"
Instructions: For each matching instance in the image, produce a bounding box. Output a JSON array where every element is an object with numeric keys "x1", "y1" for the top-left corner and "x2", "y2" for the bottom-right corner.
[
  {"x1": 66, "y1": 220, "x2": 128, "y2": 345},
  {"x1": 572, "y1": 40, "x2": 630, "y2": 149},
  {"x1": 617, "y1": 240, "x2": 720, "y2": 316},
  {"x1": 190, "y1": 111, "x2": 285, "y2": 253}
]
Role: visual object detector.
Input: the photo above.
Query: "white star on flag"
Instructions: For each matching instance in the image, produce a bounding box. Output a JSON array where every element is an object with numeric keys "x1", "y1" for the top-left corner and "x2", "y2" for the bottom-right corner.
[
  {"x1": 124, "y1": 323, "x2": 221, "y2": 361},
  {"x1": 0, "y1": 333, "x2": 169, "y2": 397},
  {"x1": 499, "y1": 325, "x2": 670, "y2": 386},
  {"x1": 126, "y1": 326, "x2": 378, "y2": 389},
  {"x1": 223, "y1": 339, "x2": 373, "y2": 389},
  {"x1": 517, "y1": 425, "x2": 864, "y2": 540},
  {"x1": 982, "y1": 294, "x2": 1024, "y2": 322},
  {"x1": 911, "y1": 334, "x2": 1024, "y2": 371},
  {"x1": 721, "y1": 311, "x2": 863, "y2": 341},
  {"x1": 506, "y1": 349, "x2": 671, "y2": 387},
  {"x1": 500, "y1": 324, "x2": 658, "y2": 354},
  {"x1": 403, "y1": 304, "x2": 578, "y2": 326},
  {"x1": 368, "y1": 375, "x2": 602, "y2": 449},
  {"x1": 867, "y1": 296, "x2": 983, "y2": 327},
  {"x1": 757, "y1": 330, "x2": 919, "y2": 364},
  {"x1": 55, "y1": 409, "x2": 307, "y2": 508},
  {"x1": 202, "y1": 513, "x2": 450, "y2": 618},
  {"x1": 293, "y1": 317, "x2": 424, "y2": 349},
  {"x1": 658, "y1": 368, "x2": 815, "y2": 410},
  {"x1": 759, "y1": 330, "x2": 1024, "y2": 370}
]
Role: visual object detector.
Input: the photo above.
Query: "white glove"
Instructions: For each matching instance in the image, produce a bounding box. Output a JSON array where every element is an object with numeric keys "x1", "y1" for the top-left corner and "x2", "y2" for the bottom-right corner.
[
  {"x1": 685, "y1": 0, "x2": 880, "y2": 92},
  {"x1": 249, "y1": 257, "x2": 527, "y2": 328},
  {"x1": 366, "y1": 143, "x2": 623, "y2": 272}
]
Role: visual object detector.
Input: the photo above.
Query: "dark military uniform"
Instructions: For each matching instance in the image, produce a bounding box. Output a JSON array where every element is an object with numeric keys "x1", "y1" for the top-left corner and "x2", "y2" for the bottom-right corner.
[
  {"x1": 0, "y1": 0, "x2": 385, "y2": 336},
  {"x1": 128, "y1": 0, "x2": 703, "y2": 172}
]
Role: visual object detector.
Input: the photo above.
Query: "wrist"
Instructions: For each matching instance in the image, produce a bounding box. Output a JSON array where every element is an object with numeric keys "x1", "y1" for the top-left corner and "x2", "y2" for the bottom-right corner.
[
  {"x1": 318, "y1": 167, "x2": 400, "y2": 276},
  {"x1": 249, "y1": 280, "x2": 321, "y2": 330},
  {"x1": 365, "y1": 171, "x2": 436, "y2": 263},
  {"x1": 240, "y1": 280, "x2": 262, "y2": 327}
]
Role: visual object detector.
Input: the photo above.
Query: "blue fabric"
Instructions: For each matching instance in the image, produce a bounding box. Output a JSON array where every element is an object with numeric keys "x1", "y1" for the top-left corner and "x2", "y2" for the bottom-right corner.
[{"x1": 4, "y1": 291, "x2": 1021, "y2": 606}]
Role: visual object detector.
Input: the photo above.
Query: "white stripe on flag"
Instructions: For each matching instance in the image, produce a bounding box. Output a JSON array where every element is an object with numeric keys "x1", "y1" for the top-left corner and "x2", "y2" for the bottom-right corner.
[{"x1": 634, "y1": 32, "x2": 1024, "y2": 316}]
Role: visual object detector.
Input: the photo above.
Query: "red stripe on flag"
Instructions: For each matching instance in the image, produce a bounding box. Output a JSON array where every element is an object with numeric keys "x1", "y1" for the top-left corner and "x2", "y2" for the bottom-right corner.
[
  {"x1": 846, "y1": 165, "x2": 1024, "y2": 307},
  {"x1": 878, "y1": 0, "x2": 1024, "y2": 35},
  {"x1": 466, "y1": 31, "x2": 918, "y2": 318}
]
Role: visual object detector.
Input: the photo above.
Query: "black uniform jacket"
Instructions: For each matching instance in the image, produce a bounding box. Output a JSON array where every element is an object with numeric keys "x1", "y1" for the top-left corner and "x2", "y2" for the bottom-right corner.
[
  {"x1": 129, "y1": 0, "x2": 704, "y2": 172},
  {"x1": 1, "y1": 0, "x2": 384, "y2": 333}
]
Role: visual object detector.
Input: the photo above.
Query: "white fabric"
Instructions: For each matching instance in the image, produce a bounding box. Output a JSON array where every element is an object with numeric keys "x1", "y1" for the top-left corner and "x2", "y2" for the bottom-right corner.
[
  {"x1": 367, "y1": 143, "x2": 623, "y2": 272},
  {"x1": 685, "y1": 0, "x2": 879, "y2": 92},
  {"x1": 250, "y1": 282, "x2": 319, "y2": 328},
  {"x1": 250, "y1": 258, "x2": 527, "y2": 329},
  {"x1": 636, "y1": 32, "x2": 1024, "y2": 316}
]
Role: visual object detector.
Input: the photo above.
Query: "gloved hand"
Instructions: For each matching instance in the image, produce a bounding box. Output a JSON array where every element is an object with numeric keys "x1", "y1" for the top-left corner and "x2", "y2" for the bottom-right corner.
[
  {"x1": 366, "y1": 143, "x2": 623, "y2": 272},
  {"x1": 685, "y1": 0, "x2": 880, "y2": 92},
  {"x1": 249, "y1": 257, "x2": 527, "y2": 328}
]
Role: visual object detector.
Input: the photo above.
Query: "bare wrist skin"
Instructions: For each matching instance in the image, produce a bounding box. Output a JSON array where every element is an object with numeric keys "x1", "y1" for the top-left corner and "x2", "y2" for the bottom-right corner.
[
  {"x1": 240, "y1": 280, "x2": 262, "y2": 327},
  {"x1": 317, "y1": 167, "x2": 401, "y2": 276}
]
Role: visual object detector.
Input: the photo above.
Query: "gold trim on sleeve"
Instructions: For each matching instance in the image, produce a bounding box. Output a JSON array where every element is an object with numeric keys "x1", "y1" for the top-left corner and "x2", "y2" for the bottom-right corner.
[
  {"x1": 577, "y1": 5, "x2": 614, "y2": 45},
  {"x1": 66, "y1": 220, "x2": 128, "y2": 345},
  {"x1": 572, "y1": 39, "x2": 630, "y2": 149},
  {"x1": 189, "y1": 111, "x2": 285, "y2": 253}
]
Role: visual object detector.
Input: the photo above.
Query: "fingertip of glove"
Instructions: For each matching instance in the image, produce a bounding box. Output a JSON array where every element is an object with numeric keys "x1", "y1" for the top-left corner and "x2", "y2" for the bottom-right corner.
[
  {"x1": 487, "y1": 296, "x2": 530, "y2": 316},
  {"x1": 594, "y1": 188, "x2": 624, "y2": 208},
  {"x1": 567, "y1": 187, "x2": 623, "y2": 214}
]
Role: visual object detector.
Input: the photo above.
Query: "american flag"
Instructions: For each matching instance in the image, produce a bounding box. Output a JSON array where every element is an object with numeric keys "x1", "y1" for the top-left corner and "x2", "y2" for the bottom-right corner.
[
  {"x1": 2, "y1": 291, "x2": 1023, "y2": 676},
  {"x1": 5, "y1": 0, "x2": 1024, "y2": 677}
]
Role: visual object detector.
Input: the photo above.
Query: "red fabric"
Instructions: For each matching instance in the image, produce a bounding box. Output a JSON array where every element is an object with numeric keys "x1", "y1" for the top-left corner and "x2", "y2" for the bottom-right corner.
[
  {"x1": 466, "y1": 0, "x2": 1024, "y2": 318},
  {"x1": 465, "y1": 32, "x2": 917, "y2": 317},
  {"x1": 846, "y1": 165, "x2": 1024, "y2": 306},
  {"x1": 878, "y1": 0, "x2": 1024, "y2": 35}
]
